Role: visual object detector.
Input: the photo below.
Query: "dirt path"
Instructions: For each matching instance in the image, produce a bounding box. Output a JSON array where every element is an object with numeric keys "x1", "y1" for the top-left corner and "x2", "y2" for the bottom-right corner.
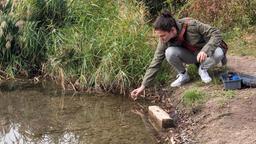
[
  {"x1": 227, "y1": 55, "x2": 256, "y2": 76},
  {"x1": 148, "y1": 55, "x2": 256, "y2": 144},
  {"x1": 192, "y1": 55, "x2": 256, "y2": 144},
  {"x1": 195, "y1": 89, "x2": 256, "y2": 144}
]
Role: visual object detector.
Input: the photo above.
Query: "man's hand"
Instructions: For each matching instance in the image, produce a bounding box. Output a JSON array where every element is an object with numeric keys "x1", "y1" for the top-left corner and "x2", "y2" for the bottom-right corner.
[
  {"x1": 197, "y1": 51, "x2": 208, "y2": 63},
  {"x1": 130, "y1": 85, "x2": 145, "y2": 100}
]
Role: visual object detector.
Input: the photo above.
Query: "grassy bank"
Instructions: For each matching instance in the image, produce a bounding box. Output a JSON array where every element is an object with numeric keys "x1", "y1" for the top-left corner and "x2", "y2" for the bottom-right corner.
[
  {"x1": 0, "y1": 0, "x2": 255, "y2": 94},
  {"x1": 0, "y1": 0, "x2": 173, "y2": 93}
]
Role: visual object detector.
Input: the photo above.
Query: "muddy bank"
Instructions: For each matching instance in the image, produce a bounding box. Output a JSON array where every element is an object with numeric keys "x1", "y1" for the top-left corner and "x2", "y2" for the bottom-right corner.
[
  {"x1": 148, "y1": 84, "x2": 256, "y2": 144},
  {"x1": 149, "y1": 55, "x2": 256, "y2": 144}
]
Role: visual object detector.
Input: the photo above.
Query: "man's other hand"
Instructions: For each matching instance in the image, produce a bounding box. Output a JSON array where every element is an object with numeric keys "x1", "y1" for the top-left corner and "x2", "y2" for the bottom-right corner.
[{"x1": 197, "y1": 51, "x2": 207, "y2": 63}]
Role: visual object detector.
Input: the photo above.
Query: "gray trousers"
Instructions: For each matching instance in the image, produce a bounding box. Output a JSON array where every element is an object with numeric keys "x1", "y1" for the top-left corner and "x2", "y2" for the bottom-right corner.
[{"x1": 165, "y1": 46, "x2": 224, "y2": 73}]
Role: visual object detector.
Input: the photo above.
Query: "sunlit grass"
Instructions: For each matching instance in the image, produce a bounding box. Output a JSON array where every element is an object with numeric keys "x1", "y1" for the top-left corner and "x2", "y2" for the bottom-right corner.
[{"x1": 224, "y1": 26, "x2": 256, "y2": 57}]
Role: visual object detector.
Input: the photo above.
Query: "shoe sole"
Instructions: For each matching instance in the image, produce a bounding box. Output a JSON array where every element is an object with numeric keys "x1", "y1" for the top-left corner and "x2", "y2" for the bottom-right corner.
[
  {"x1": 202, "y1": 78, "x2": 212, "y2": 83},
  {"x1": 171, "y1": 78, "x2": 190, "y2": 87}
]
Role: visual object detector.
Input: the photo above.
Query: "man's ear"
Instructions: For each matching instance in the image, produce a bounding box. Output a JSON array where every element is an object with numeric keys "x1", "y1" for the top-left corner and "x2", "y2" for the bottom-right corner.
[{"x1": 170, "y1": 27, "x2": 176, "y2": 32}]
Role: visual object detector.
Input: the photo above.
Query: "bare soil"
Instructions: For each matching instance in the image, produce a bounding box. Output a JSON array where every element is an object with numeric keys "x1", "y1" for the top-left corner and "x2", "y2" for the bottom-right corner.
[
  {"x1": 177, "y1": 55, "x2": 256, "y2": 144},
  {"x1": 146, "y1": 55, "x2": 256, "y2": 143},
  {"x1": 227, "y1": 55, "x2": 256, "y2": 76},
  {"x1": 195, "y1": 88, "x2": 256, "y2": 144}
]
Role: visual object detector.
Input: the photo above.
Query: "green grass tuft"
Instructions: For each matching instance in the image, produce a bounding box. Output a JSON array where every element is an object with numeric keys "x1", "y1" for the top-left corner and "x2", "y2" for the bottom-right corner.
[{"x1": 182, "y1": 88, "x2": 205, "y2": 106}]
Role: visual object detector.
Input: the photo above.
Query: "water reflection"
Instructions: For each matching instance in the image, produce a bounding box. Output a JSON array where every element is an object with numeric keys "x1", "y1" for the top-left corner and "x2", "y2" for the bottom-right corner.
[{"x1": 0, "y1": 81, "x2": 156, "y2": 144}]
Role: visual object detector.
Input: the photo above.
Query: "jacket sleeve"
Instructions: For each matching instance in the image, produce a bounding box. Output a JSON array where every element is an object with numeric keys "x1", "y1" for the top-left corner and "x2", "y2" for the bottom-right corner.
[
  {"x1": 141, "y1": 41, "x2": 166, "y2": 87},
  {"x1": 195, "y1": 20, "x2": 223, "y2": 56}
]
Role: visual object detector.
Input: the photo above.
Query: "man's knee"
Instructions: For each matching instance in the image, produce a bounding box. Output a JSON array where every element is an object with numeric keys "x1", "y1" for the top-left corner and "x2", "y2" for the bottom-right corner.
[
  {"x1": 165, "y1": 47, "x2": 180, "y2": 62},
  {"x1": 213, "y1": 47, "x2": 224, "y2": 61}
]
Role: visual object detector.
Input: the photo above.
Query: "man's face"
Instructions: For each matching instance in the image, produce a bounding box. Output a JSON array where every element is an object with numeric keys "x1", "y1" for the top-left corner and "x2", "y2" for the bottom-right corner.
[{"x1": 155, "y1": 27, "x2": 177, "y2": 43}]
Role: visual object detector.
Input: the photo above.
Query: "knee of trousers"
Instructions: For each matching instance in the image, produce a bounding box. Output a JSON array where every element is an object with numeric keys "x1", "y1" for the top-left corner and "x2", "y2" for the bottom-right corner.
[
  {"x1": 165, "y1": 47, "x2": 181, "y2": 63},
  {"x1": 213, "y1": 47, "x2": 224, "y2": 61}
]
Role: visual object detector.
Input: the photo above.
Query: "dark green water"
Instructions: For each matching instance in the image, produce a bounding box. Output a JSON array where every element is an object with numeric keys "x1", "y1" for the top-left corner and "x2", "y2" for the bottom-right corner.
[{"x1": 0, "y1": 80, "x2": 156, "y2": 144}]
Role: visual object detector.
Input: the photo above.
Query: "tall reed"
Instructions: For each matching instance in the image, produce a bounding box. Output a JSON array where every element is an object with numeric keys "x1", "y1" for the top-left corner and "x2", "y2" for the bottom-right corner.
[
  {"x1": 0, "y1": 0, "x2": 173, "y2": 93},
  {"x1": 45, "y1": 0, "x2": 160, "y2": 93}
]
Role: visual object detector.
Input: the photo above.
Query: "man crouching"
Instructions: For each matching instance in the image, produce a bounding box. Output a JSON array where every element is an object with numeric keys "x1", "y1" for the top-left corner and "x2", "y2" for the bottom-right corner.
[{"x1": 131, "y1": 10, "x2": 227, "y2": 100}]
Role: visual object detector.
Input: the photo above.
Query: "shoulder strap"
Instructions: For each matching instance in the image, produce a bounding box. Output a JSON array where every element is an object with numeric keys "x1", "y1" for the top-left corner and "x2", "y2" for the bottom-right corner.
[
  {"x1": 220, "y1": 40, "x2": 228, "y2": 55},
  {"x1": 177, "y1": 19, "x2": 189, "y2": 42},
  {"x1": 177, "y1": 19, "x2": 197, "y2": 52}
]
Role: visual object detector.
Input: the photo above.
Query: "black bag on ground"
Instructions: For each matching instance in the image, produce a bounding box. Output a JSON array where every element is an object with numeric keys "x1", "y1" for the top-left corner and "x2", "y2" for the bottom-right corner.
[{"x1": 240, "y1": 73, "x2": 256, "y2": 88}]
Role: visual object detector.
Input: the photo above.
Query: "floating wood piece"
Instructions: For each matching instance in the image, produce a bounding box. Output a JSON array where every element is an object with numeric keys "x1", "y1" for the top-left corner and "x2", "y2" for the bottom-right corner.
[{"x1": 148, "y1": 106, "x2": 174, "y2": 129}]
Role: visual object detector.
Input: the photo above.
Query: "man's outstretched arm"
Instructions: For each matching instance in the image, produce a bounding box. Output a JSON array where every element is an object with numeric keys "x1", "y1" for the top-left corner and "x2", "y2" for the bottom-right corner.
[{"x1": 130, "y1": 41, "x2": 166, "y2": 100}]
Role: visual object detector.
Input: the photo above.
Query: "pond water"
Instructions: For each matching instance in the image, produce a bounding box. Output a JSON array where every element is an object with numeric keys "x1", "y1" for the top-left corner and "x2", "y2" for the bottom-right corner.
[{"x1": 0, "y1": 80, "x2": 156, "y2": 144}]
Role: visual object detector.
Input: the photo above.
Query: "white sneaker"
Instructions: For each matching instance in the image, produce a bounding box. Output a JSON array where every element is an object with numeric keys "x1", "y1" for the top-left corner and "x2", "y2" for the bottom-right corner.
[
  {"x1": 171, "y1": 71, "x2": 190, "y2": 87},
  {"x1": 198, "y1": 66, "x2": 212, "y2": 83}
]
